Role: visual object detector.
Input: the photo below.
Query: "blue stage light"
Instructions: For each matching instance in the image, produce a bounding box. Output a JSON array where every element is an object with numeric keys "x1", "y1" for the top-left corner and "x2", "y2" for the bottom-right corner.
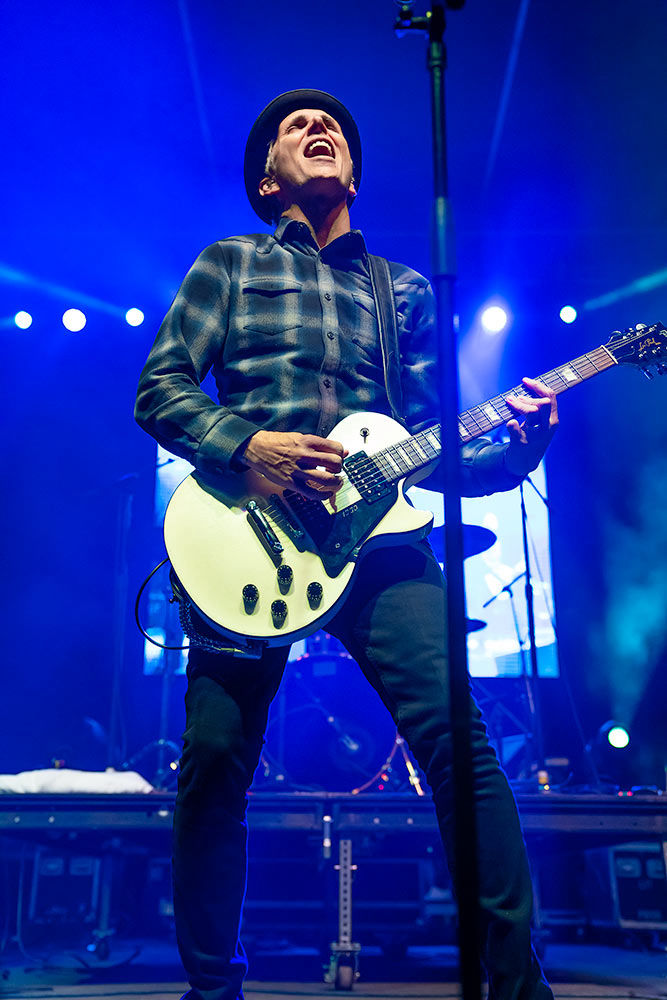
[
  {"x1": 62, "y1": 308, "x2": 86, "y2": 332},
  {"x1": 125, "y1": 307, "x2": 144, "y2": 327},
  {"x1": 607, "y1": 725, "x2": 630, "y2": 749},
  {"x1": 14, "y1": 311, "x2": 33, "y2": 329},
  {"x1": 560, "y1": 305, "x2": 577, "y2": 324},
  {"x1": 480, "y1": 305, "x2": 508, "y2": 333}
]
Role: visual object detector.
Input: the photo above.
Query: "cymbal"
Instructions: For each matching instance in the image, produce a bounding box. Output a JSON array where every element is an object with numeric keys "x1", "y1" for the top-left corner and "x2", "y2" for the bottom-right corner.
[
  {"x1": 430, "y1": 524, "x2": 497, "y2": 560},
  {"x1": 466, "y1": 618, "x2": 487, "y2": 634}
]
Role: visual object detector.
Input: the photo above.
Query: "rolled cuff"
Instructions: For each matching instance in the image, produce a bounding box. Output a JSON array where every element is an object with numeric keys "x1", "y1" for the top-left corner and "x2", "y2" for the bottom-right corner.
[{"x1": 194, "y1": 411, "x2": 262, "y2": 476}]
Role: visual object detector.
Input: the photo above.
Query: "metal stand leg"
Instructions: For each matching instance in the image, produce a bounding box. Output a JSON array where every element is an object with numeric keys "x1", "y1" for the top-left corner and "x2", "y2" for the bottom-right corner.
[
  {"x1": 90, "y1": 851, "x2": 115, "y2": 959},
  {"x1": 325, "y1": 838, "x2": 361, "y2": 989}
]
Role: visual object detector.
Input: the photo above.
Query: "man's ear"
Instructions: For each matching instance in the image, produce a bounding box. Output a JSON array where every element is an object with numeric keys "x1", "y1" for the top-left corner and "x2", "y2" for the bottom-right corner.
[{"x1": 259, "y1": 176, "x2": 280, "y2": 199}]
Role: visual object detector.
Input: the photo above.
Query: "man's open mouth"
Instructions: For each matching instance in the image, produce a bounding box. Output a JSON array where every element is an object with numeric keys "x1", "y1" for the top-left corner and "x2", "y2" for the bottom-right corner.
[{"x1": 304, "y1": 138, "x2": 335, "y2": 158}]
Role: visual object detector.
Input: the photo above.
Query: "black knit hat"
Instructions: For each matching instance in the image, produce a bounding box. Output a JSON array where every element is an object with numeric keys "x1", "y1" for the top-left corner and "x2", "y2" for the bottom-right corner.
[{"x1": 244, "y1": 89, "x2": 362, "y2": 224}]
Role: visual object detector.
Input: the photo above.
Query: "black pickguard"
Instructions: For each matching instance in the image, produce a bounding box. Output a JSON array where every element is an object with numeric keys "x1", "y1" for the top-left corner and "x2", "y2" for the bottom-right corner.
[{"x1": 284, "y1": 487, "x2": 398, "y2": 577}]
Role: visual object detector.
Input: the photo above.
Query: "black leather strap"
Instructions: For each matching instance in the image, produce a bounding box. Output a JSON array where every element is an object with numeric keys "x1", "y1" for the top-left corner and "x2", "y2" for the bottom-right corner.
[{"x1": 367, "y1": 253, "x2": 405, "y2": 425}]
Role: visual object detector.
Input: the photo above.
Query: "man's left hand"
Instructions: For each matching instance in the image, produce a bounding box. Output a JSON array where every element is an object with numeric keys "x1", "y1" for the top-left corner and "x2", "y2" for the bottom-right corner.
[{"x1": 504, "y1": 377, "x2": 559, "y2": 477}]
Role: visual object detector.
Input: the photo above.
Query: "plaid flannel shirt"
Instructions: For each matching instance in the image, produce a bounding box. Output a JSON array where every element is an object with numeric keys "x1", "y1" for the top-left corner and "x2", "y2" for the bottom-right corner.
[{"x1": 135, "y1": 217, "x2": 519, "y2": 496}]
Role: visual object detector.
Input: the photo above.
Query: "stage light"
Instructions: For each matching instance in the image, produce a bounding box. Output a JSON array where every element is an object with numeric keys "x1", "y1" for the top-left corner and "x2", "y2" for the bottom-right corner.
[
  {"x1": 14, "y1": 311, "x2": 33, "y2": 329},
  {"x1": 480, "y1": 305, "x2": 508, "y2": 334},
  {"x1": 62, "y1": 308, "x2": 86, "y2": 332},
  {"x1": 607, "y1": 725, "x2": 630, "y2": 749},
  {"x1": 559, "y1": 305, "x2": 577, "y2": 324},
  {"x1": 125, "y1": 307, "x2": 144, "y2": 327}
]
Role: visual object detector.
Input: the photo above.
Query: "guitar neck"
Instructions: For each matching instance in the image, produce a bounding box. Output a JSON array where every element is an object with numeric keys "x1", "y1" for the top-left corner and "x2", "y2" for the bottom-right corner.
[{"x1": 368, "y1": 344, "x2": 618, "y2": 486}]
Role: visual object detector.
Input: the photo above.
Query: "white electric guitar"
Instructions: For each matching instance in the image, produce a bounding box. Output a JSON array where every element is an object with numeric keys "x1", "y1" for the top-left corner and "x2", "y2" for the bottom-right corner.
[{"x1": 164, "y1": 323, "x2": 666, "y2": 648}]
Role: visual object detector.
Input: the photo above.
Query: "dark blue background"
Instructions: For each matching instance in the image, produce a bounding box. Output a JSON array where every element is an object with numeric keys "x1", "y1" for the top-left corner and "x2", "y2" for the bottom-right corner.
[{"x1": 1, "y1": 1, "x2": 666, "y2": 787}]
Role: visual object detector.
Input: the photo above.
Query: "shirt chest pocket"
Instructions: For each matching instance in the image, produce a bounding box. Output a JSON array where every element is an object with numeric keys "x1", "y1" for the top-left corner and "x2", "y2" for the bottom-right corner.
[{"x1": 241, "y1": 277, "x2": 303, "y2": 335}]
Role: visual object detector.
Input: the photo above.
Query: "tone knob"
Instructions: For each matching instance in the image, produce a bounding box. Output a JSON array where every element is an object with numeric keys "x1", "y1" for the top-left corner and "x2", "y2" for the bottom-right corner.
[
  {"x1": 271, "y1": 600, "x2": 288, "y2": 628},
  {"x1": 277, "y1": 565, "x2": 294, "y2": 594},
  {"x1": 306, "y1": 581, "x2": 323, "y2": 609},
  {"x1": 242, "y1": 584, "x2": 259, "y2": 613}
]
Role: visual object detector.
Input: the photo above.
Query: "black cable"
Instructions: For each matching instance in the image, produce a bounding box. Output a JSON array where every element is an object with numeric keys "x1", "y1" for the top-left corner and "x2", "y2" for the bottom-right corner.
[{"x1": 134, "y1": 558, "x2": 189, "y2": 651}]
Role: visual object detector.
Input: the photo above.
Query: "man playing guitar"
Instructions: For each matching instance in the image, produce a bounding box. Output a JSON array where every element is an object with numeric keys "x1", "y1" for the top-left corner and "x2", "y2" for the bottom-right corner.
[{"x1": 135, "y1": 89, "x2": 558, "y2": 1000}]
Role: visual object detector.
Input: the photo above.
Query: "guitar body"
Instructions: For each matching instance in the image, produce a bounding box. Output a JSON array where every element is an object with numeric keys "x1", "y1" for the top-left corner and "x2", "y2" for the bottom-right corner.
[{"x1": 164, "y1": 411, "x2": 434, "y2": 647}]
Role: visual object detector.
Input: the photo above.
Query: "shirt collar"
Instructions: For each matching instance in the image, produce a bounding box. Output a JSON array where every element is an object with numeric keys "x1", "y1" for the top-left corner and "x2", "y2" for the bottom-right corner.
[{"x1": 273, "y1": 215, "x2": 368, "y2": 261}]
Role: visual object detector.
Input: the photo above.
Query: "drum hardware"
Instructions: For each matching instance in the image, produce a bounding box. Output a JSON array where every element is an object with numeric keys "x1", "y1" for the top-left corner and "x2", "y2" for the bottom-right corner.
[
  {"x1": 350, "y1": 734, "x2": 425, "y2": 796},
  {"x1": 260, "y1": 632, "x2": 425, "y2": 795},
  {"x1": 429, "y1": 523, "x2": 497, "y2": 561}
]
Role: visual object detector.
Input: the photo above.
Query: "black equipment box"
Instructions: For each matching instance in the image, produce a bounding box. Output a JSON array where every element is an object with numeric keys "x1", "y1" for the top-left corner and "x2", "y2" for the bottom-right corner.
[{"x1": 585, "y1": 841, "x2": 667, "y2": 930}]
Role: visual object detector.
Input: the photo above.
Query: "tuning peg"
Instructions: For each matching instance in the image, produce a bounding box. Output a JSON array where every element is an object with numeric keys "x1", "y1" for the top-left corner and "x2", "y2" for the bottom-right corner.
[
  {"x1": 642, "y1": 368, "x2": 655, "y2": 380},
  {"x1": 634, "y1": 323, "x2": 647, "y2": 331},
  {"x1": 657, "y1": 363, "x2": 667, "y2": 376}
]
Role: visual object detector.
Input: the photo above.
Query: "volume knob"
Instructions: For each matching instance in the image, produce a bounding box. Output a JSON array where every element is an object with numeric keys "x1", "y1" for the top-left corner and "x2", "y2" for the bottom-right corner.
[
  {"x1": 271, "y1": 600, "x2": 288, "y2": 628},
  {"x1": 306, "y1": 581, "x2": 323, "y2": 609},
  {"x1": 242, "y1": 584, "x2": 259, "y2": 614},
  {"x1": 277, "y1": 565, "x2": 294, "y2": 594}
]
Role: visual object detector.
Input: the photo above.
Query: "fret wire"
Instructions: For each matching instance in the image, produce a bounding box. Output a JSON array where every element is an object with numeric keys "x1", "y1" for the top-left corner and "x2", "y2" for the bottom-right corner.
[
  {"x1": 389, "y1": 442, "x2": 412, "y2": 463},
  {"x1": 468, "y1": 406, "x2": 493, "y2": 432},
  {"x1": 544, "y1": 368, "x2": 568, "y2": 388},
  {"x1": 386, "y1": 447, "x2": 411, "y2": 473},
  {"x1": 416, "y1": 430, "x2": 438, "y2": 450},
  {"x1": 462, "y1": 409, "x2": 484, "y2": 433},
  {"x1": 480, "y1": 400, "x2": 504, "y2": 426},
  {"x1": 585, "y1": 351, "x2": 604, "y2": 373},
  {"x1": 403, "y1": 440, "x2": 426, "y2": 466}
]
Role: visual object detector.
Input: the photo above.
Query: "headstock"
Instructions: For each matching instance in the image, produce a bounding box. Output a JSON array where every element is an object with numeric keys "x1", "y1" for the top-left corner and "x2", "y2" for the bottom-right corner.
[{"x1": 605, "y1": 322, "x2": 667, "y2": 379}]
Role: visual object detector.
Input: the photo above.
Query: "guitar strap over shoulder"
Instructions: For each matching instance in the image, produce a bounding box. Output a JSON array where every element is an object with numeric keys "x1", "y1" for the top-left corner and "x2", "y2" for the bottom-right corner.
[{"x1": 367, "y1": 253, "x2": 406, "y2": 426}]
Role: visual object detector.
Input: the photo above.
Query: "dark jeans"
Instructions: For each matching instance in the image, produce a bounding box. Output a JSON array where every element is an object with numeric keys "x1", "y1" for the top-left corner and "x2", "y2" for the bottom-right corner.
[{"x1": 173, "y1": 543, "x2": 553, "y2": 1000}]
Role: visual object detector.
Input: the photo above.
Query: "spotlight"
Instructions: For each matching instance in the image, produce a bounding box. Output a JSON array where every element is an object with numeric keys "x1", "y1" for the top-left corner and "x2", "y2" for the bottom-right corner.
[
  {"x1": 480, "y1": 305, "x2": 508, "y2": 334},
  {"x1": 62, "y1": 308, "x2": 86, "y2": 332},
  {"x1": 559, "y1": 305, "x2": 577, "y2": 324},
  {"x1": 125, "y1": 307, "x2": 144, "y2": 327},
  {"x1": 14, "y1": 311, "x2": 33, "y2": 329},
  {"x1": 607, "y1": 724, "x2": 630, "y2": 749},
  {"x1": 586, "y1": 720, "x2": 632, "y2": 790},
  {"x1": 592, "y1": 720, "x2": 630, "y2": 750}
]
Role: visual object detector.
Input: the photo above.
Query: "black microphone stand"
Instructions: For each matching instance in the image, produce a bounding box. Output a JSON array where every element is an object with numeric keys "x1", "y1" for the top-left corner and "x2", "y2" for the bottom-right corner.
[
  {"x1": 395, "y1": 5, "x2": 481, "y2": 999},
  {"x1": 519, "y1": 481, "x2": 549, "y2": 786}
]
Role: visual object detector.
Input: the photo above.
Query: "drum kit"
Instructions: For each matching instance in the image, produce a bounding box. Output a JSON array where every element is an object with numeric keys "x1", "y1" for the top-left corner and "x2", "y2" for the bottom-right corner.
[{"x1": 259, "y1": 524, "x2": 496, "y2": 794}]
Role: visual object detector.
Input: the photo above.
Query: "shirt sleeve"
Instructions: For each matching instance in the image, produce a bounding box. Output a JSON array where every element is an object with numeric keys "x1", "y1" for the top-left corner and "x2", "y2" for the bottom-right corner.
[
  {"x1": 134, "y1": 243, "x2": 261, "y2": 475},
  {"x1": 398, "y1": 274, "x2": 523, "y2": 497}
]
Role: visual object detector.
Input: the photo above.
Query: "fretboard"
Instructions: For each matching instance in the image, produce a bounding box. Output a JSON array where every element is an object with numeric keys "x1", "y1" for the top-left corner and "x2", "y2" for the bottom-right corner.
[{"x1": 367, "y1": 344, "x2": 617, "y2": 487}]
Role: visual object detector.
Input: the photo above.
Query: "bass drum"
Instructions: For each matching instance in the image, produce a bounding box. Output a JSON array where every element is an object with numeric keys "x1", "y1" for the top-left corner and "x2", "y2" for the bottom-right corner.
[{"x1": 261, "y1": 632, "x2": 412, "y2": 793}]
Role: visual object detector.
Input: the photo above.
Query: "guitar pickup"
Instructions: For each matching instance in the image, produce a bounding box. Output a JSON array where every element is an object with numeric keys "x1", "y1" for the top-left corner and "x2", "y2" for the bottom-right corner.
[{"x1": 246, "y1": 500, "x2": 283, "y2": 565}]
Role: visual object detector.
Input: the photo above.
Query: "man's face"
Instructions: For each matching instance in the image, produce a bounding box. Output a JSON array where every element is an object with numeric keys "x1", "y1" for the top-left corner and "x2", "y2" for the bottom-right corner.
[{"x1": 260, "y1": 108, "x2": 356, "y2": 208}]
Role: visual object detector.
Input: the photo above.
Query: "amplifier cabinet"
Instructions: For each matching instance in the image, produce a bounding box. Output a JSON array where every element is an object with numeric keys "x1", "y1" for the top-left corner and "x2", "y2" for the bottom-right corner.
[{"x1": 585, "y1": 841, "x2": 667, "y2": 930}]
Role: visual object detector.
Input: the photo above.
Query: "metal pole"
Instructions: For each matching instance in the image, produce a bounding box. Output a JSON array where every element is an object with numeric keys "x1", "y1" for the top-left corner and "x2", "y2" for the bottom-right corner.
[{"x1": 395, "y1": 5, "x2": 481, "y2": 998}]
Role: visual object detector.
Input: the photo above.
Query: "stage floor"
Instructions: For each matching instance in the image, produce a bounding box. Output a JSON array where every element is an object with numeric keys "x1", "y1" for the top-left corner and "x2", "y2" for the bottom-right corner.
[{"x1": 0, "y1": 941, "x2": 665, "y2": 1000}]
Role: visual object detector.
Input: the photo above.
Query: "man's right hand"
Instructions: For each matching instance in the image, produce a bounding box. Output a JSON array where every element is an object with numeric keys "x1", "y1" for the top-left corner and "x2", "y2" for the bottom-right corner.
[{"x1": 242, "y1": 430, "x2": 348, "y2": 500}]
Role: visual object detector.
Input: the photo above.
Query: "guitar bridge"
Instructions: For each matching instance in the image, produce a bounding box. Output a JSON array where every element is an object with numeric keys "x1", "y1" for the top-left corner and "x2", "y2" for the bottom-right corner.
[{"x1": 246, "y1": 499, "x2": 283, "y2": 565}]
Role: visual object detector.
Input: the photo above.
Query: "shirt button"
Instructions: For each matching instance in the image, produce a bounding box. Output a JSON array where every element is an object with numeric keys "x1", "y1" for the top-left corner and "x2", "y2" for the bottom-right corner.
[
  {"x1": 323, "y1": 377, "x2": 332, "y2": 388},
  {"x1": 324, "y1": 292, "x2": 332, "y2": 301},
  {"x1": 326, "y1": 331, "x2": 335, "y2": 340}
]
